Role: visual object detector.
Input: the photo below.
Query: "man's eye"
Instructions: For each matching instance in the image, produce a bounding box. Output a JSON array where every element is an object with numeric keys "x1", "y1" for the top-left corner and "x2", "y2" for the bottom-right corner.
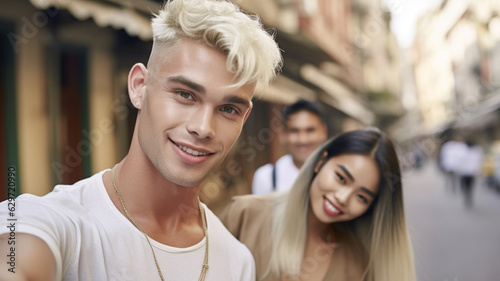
[
  {"x1": 220, "y1": 106, "x2": 237, "y2": 114},
  {"x1": 178, "y1": 91, "x2": 193, "y2": 100}
]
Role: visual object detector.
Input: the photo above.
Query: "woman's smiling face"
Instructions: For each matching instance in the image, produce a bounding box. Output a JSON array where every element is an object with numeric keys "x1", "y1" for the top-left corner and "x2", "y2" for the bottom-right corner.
[{"x1": 309, "y1": 153, "x2": 380, "y2": 224}]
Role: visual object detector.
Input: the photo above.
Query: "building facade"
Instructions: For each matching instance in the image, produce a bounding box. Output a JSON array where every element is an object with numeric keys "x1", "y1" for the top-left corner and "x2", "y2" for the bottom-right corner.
[
  {"x1": 1, "y1": 0, "x2": 401, "y2": 210},
  {"x1": 408, "y1": 0, "x2": 500, "y2": 146}
]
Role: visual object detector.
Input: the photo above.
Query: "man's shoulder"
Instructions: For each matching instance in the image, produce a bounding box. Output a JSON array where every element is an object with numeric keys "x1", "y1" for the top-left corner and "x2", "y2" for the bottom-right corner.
[
  {"x1": 52, "y1": 170, "x2": 106, "y2": 194},
  {"x1": 275, "y1": 154, "x2": 295, "y2": 168},
  {"x1": 207, "y1": 207, "x2": 256, "y2": 280},
  {"x1": 254, "y1": 162, "x2": 274, "y2": 175},
  {"x1": 10, "y1": 170, "x2": 107, "y2": 213},
  {"x1": 205, "y1": 206, "x2": 254, "y2": 254},
  {"x1": 253, "y1": 155, "x2": 292, "y2": 178},
  {"x1": 276, "y1": 154, "x2": 293, "y2": 163}
]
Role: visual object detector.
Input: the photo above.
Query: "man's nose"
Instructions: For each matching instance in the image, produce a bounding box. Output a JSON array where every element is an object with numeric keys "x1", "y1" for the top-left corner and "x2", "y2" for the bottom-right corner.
[
  {"x1": 187, "y1": 106, "x2": 216, "y2": 139},
  {"x1": 297, "y1": 131, "x2": 310, "y2": 144}
]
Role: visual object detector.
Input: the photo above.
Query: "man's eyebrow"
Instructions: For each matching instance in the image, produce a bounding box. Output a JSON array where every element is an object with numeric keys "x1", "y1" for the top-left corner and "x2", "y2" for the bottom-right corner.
[
  {"x1": 167, "y1": 76, "x2": 206, "y2": 94},
  {"x1": 337, "y1": 164, "x2": 354, "y2": 182},
  {"x1": 225, "y1": 95, "x2": 251, "y2": 109},
  {"x1": 168, "y1": 75, "x2": 251, "y2": 108}
]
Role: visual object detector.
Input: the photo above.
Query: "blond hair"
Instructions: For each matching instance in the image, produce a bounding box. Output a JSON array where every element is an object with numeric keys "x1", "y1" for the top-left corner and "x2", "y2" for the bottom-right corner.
[
  {"x1": 269, "y1": 128, "x2": 416, "y2": 281},
  {"x1": 151, "y1": 0, "x2": 282, "y2": 92}
]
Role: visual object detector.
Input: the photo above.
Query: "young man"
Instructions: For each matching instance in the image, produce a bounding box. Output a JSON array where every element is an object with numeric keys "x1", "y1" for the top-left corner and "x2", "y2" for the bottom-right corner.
[
  {"x1": 0, "y1": 0, "x2": 281, "y2": 280},
  {"x1": 252, "y1": 100, "x2": 327, "y2": 195}
]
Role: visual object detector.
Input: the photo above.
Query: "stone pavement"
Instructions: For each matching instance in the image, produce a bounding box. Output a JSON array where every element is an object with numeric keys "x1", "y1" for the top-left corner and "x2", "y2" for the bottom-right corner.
[{"x1": 402, "y1": 160, "x2": 500, "y2": 281}]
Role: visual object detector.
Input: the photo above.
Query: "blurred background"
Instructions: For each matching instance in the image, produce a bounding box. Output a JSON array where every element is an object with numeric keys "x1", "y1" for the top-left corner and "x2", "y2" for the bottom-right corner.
[{"x1": 1, "y1": 0, "x2": 500, "y2": 280}]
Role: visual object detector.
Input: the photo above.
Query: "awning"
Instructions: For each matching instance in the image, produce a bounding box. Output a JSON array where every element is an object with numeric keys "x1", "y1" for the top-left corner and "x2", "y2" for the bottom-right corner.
[
  {"x1": 390, "y1": 91, "x2": 500, "y2": 143},
  {"x1": 455, "y1": 90, "x2": 500, "y2": 129},
  {"x1": 29, "y1": 0, "x2": 156, "y2": 40},
  {"x1": 28, "y1": 0, "x2": 365, "y2": 114},
  {"x1": 300, "y1": 64, "x2": 375, "y2": 124},
  {"x1": 256, "y1": 75, "x2": 318, "y2": 104}
]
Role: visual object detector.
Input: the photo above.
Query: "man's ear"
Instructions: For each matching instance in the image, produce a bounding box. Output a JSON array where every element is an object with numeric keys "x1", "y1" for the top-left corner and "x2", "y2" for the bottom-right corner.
[
  {"x1": 243, "y1": 101, "x2": 253, "y2": 123},
  {"x1": 279, "y1": 127, "x2": 287, "y2": 145},
  {"x1": 314, "y1": 151, "x2": 328, "y2": 174},
  {"x1": 321, "y1": 123, "x2": 328, "y2": 140},
  {"x1": 128, "y1": 63, "x2": 148, "y2": 109}
]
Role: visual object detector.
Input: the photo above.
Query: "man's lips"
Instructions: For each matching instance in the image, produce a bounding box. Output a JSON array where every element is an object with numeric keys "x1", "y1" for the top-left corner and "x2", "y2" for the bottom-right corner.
[{"x1": 170, "y1": 139, "x2": 214, "y2": 157}]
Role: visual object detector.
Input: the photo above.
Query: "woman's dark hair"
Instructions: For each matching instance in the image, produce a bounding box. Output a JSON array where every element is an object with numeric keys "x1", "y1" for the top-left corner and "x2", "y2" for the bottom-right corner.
[{"x1": 319, "y1": 128, "x2": 402, "y2": 191}]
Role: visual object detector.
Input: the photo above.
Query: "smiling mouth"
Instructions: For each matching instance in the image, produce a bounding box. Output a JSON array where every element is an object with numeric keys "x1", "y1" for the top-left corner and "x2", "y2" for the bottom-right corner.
[
  {"x1": 325, "y1": 200, "x2": 341, "y2": 214},
  {"x1": 324, "y1": 197, "x2": 344, "y2": 215},
  {"x1": 176, "y1": 144, "x2": 211, "y2": 156}
]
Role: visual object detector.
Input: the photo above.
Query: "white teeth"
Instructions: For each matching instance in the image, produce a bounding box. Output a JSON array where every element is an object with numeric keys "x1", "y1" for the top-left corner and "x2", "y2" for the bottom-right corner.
[
  {"x1": 178, "y1": 145, "x2": 210, "y2": 156},
  {"x1": 325, "y1": 200, "x2": 340, "y2": 214}
]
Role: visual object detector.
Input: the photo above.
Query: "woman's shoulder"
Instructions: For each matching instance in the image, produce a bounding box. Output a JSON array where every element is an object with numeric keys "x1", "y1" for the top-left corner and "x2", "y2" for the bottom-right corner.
[
  {"x1": 225, "y1": 193, "x2": 279, "y2": 216},
  {"x1": 218, "y1": 193, "x2": 282, "y2": 238},
  {"x1": 231, "y1": 193, "x2": 276, "y2": 205}
]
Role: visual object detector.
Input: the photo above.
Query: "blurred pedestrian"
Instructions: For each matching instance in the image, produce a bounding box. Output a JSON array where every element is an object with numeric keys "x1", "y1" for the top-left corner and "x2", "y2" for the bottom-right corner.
[
  {"x1": 221, "y1": 128, "x2": 416, "y2": 281},
  {"x1": 410, "y1": 141, "x2": 426, "y2": 169},
  {"x1": 440, "y1": 136, "x2": 467, "y2": 192},
  {"x1": 252, "y1": 99, "x2": 327, "y2": 195},
  {"x1": 456, "y1": 140, "x2": 484, "y2": 208}
]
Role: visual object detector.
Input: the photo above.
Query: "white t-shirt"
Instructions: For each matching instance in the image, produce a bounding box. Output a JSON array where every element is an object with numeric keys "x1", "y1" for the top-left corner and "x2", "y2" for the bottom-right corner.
[
  {"x1": 455, "y1": 145, "x2": 484, "y2": 176},
  {"x1": 0, "y1": 170, "x2": 255, "y2": 281},
  {"x1": 440, "y1": 141, "x2": 468, "y2": 173},
  {"x1": 251, "y1": 154, "x2": 299, "y2": 195}
]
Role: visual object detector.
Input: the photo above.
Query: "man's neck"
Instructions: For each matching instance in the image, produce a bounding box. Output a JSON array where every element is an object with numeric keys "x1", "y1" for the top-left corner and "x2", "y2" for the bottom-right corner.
[
  {"x1": 292, "y1": 158, "x2": 303, "y2": 170},
  {"x1": 103, "y1": 148, "x2": 204, "y2": 246}
]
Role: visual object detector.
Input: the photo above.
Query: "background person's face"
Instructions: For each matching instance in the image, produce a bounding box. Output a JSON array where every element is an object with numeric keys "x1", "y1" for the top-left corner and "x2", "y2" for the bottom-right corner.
[
  {"x1": 283, "y1": 111, "x2": 327, "y2": 168},
  {"x1": 135, "y1": 38, "x2": 254, "y2": 187},
  {"x1": 309, "y1": 153, "x2": 380, "y2": 224}
]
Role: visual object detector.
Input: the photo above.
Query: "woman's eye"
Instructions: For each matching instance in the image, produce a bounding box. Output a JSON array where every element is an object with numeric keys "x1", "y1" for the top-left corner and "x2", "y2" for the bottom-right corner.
[
  {"x1": 357, "y1": 194, "x2": 368, "y2": 204},
  {"x1": 336, "y1": 173, "x2": 346, "y2": 184},
  {"x1": 178, "y1": 91, "x2": 193, "y2": 100},
  {"x1": 220, "y1": 106, "x2": 237, "y2": 114}
]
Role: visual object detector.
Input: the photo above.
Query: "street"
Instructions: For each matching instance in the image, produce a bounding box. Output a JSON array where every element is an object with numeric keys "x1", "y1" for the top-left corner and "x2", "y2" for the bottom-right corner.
[{"x1": 403, "y1": 159, "x2": 500, "y2": 281}]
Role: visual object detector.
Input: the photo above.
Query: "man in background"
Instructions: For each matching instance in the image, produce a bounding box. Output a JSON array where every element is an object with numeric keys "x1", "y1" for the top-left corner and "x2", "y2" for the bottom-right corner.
[{"x1": 252, "y1": 100, "x2": 327, "y2": 194}]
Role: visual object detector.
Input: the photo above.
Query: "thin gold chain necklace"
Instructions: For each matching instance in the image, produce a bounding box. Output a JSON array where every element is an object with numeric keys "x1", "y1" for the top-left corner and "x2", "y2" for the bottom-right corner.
[{"x1": 111, "y1": 164, "x2": 209, "y2": 281}]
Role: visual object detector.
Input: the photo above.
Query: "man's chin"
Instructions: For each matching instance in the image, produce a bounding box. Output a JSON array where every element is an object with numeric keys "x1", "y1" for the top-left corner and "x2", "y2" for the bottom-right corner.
[
  {"x1": 290, "y1": 157, "x2": 307, "y2": 168},
  {"x1": 161, "y1": 172, "x2": 204, "y2": 187},
  {"x1": 293, "y1": 153, "x2": 310, "y2": 162},
  {"x1": 176, "y1": 176, "x2": 205, "y2": 187}
]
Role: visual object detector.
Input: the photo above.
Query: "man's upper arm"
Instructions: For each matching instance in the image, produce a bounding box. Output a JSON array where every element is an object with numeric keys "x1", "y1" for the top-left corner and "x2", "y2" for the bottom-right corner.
[{"x1": 0, "y1": 233, "x2": 56, "y2": 281}]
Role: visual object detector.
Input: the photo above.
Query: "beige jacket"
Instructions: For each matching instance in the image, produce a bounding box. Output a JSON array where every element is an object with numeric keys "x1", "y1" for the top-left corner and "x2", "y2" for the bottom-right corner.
[{"x1": 219, "y1": 195, "x2": 366, "y2": 281}]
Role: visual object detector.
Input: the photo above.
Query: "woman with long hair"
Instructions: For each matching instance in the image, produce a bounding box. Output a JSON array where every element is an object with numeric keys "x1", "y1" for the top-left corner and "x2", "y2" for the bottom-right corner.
[{"x1": 219, "y1": 128, "x2": 416, "y2": 281}]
